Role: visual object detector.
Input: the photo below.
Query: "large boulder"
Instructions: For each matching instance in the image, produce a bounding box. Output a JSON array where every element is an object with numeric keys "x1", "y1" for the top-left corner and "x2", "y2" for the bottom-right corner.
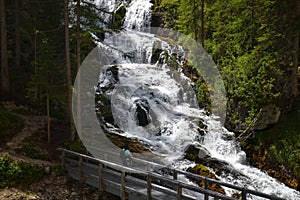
[
  {"x1": 187, "y1": 164, "x2": 225, "y2": 194},
  {"x1": 254, "y1": 104, "x2": 281, "y2": 130},
  {"x1": 225, "y1": 103, "x2": 281, "y2": 132},
  {"x1": 184, "y1": 144, "x2": 211, "y2": 163}
]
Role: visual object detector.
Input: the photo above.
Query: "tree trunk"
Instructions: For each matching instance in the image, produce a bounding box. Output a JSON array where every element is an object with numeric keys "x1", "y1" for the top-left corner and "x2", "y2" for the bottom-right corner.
[
  {"x1": 64, "y1": 0, "x2": 75, "y2": 141},
  {"x1": 15, "y1": 0, "x2": 21, "y2": 69},
  {"x1": 77, "y1": 0, "x2": 81, "y2": 70},
  {"x1": 293, "y1": 0, "x2": 300, "y2": 96},
  {"x1": 201, "y1": 0, "x2": 204, "y2": 47},
  {"x1": 250, "y1": 0, "x2": 254, "y2": 50},
  {"x1": 76, "y1": 0, "x2": 82, "y2": 136},
  {"x1": 47, "y1": 89, "x2": 51, "y2": 143},
  {"x1": 1, "y1": 0, "x2": 9, "y2": 100},
  {"x1": 193, "y1": 0, "x2": 198, "y2": 42}
]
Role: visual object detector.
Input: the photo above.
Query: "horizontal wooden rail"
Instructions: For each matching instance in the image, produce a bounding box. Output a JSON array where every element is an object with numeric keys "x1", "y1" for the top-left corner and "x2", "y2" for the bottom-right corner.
[{"x1": 58, "y1": 148, "x2": 286, "y2": 200}]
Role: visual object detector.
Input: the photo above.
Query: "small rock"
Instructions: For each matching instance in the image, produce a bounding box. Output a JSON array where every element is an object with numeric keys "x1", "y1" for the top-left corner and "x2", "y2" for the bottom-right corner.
[{"x1": 71, "y1": 192, "x2": 78, "y2": 196}]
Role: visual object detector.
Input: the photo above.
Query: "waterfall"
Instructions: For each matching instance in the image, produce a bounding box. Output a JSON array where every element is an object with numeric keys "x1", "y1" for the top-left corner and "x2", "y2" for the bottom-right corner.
[
  {"x1": 88, "y1": 0, "x2": 300, "y2": 199},
  {"x1": 122, "y1": 0, "x2": 153, "y2": 31}
]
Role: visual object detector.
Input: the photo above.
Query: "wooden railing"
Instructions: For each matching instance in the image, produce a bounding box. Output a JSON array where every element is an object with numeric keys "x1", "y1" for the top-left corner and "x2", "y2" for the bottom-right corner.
[{"x1": 57, "y1": 148, "x2": 285, "y2": 200}]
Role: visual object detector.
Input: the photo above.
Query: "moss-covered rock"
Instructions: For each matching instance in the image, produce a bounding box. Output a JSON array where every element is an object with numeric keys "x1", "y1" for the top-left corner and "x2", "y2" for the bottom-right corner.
[
  {"x1": 187, "y1": 164, "x2": 225, "y2": 194},
  {"x1": 105, "y1": 132, "x2": 149, "y2": 153}
]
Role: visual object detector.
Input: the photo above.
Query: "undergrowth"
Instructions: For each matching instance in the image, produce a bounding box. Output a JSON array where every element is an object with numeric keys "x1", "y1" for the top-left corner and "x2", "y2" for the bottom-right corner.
[
  {"x1": 257, "y1": 97, "x2": 300, "y2": 180},
  {"x1": 0, "y1": 155, "x2": 44, "y2": 189},
  {"x1": 0, "y1": 108, "x2": 24, "y2": 145},
  {"x1": 16, "y1": 131, "x2": 51, "y2": 161}
]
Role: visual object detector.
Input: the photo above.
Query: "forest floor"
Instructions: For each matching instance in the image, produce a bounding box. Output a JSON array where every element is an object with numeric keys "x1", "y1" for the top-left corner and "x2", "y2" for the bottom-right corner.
[{"x1": 0, "y1": 108, "x2": 120, "y2": 200}]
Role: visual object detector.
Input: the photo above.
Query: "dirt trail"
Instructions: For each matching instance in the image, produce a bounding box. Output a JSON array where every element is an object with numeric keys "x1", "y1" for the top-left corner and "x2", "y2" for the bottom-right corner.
[
  {"x1": 1, "y1": 113, "x2": 60, "y2": 167},
  {"x1": 6, "y1": 114, "x2": 47, "y2": 150},
  {"x1": 0, "y1": 110, "x2": 120, "y2": 200}
]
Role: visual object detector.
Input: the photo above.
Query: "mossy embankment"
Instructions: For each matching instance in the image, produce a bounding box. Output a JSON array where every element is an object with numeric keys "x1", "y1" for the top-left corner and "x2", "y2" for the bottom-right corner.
[{"x1": 241, "y1": 97, "x2": 300, "y2": 190}]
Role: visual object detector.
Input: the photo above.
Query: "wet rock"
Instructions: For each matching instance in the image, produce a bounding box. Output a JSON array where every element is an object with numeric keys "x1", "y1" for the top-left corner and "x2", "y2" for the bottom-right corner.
[
  {"x1": 203, "y1": 157, "x2": 241, "y2": 177},
  {"x1": 198, "y1": 119, "x2": 208, "y2": 129},
  {"x1": 151, "y1": 44, "x2": 163, "y2": 64},
  {"x1": 135, "y1": 99, "x2": 151, "y2": 126},
  {"x1": 184, "y1": 144, "x2": 244, "y2": 178},
  {"x1": 151, "y1": 12, "x2": 164, "y2": 27},
  {"x1": 184, "y1": 144, "x2": 211, "y2": 163}
]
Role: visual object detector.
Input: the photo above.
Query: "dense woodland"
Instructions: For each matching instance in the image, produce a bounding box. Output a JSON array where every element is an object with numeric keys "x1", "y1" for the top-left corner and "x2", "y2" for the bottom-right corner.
[{"x1": 0, "y1": 0, "x2": 300, "y2": 185}]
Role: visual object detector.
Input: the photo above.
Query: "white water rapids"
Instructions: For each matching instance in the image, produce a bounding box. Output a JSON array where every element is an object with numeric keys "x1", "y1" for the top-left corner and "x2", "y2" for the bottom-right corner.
[{"x1": 93, "y1": 0, "x2": 300, "y2": 199}]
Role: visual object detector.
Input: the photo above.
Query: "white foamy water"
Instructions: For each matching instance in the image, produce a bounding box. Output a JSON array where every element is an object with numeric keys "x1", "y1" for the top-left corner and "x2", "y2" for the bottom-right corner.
[
  {"x1": 123, "y1": 0, "x2": 152, "y2": 31},
  {"x1": 94, "y1": 0, "x2": 300, "y2": 199},
  {"x1": 110, "y1": 63, "x2": 202, "y2": 161}
]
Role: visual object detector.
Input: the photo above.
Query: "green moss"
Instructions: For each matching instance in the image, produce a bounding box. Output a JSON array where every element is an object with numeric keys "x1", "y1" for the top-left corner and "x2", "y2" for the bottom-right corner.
[
  {"x1": 187, "y1": 164, "x2": 225, "y2": 194},
  {"x1": 0, "y1": 108, "x2": 24, "y2": 145},
  {"x1": 54, "y1": 165, "x2": 65, "y2": 176},
  {"x1": 0, "y1": 155, "x2": 44, "y2": 189},
  {"x1": 189, "y1": 164, "x2": 213, "y2": 177},
  {"x1": 185, "y1": 153, "x2": 196, "y2": 161}
]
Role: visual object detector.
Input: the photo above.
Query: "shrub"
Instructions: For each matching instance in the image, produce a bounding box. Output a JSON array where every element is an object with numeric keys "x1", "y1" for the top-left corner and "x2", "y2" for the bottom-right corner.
[{"x1": 0, "y1": 155, "x2": 44, "y2": 189}]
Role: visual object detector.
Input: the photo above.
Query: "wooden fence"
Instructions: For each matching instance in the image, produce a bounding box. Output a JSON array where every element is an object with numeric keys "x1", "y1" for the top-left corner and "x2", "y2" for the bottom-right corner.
[{"x1": 57, "y1": 148, "x2": 285, "y2": 200}]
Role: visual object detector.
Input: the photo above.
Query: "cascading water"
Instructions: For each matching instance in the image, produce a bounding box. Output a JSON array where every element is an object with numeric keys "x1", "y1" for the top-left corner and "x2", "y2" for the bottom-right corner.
[{"x1": 93, "y1": 0, "x2": 300, "y2": 199}]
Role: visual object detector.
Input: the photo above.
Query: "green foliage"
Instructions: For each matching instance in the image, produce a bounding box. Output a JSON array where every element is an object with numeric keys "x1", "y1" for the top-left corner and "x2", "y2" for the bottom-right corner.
[
  {"x1": 258, "y1": 97, "x2": 300, "y2": 180},
  {"x1": 0, "y1": 108, "x2": 24, "y2": 145},
  {"x1": 0, "y1": 155, "x2": 44, "y2": 189},
  {"x1": 158, "y1": 0, "x2": 179, "y2": 28},
  {"x1": 54, "y1": 165, "x2": 65, "y2": 176},
  {"x1": 16, "y1": 131, "x2": 50, "y2": 161},
  {"x1": 205, "y1": 0, "x2": 298, "y2": 128},
  {"x1": 159, "y1": 0, "x2": 298, "y2": 129},
  {"x1": 17, "y1": 143, "x2": 50, "y2": 161},
  {"x1": 196, "y1": 78, "x2": 211, "y2": 109},
  {"x1": 65, "y1": 140, "x2": 87, "y2": 154}
]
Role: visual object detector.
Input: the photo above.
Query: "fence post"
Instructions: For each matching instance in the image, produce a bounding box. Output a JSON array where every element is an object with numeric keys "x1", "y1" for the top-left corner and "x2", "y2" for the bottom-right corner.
[
  {"x1": 204, "y1": 178, "x2": 209, "y2": 200},
  {"x1": 177, "y1": 185, "x2": 182, "y2": 200},
  {"x1": 147, "y1": 174, "x2": 152, "y2": 200},
  {"x1": 79, "y1": 156, "x2": 84, "y2": 182},
  {"x1": 241, "y1": 187, "x2": 247, "y2": 200},
  {"x1": 61, "y1": 151, "x2": 65, "y2": 169},
  {"x1": 121, "y1": 171, "x2": 127, "y2": 200},
  {"x1": 98, "y1": 163, "x2": 105, "y2": 192},
  {"x1": 173, "y1": 169, "x2": 178, "y2": 180}
]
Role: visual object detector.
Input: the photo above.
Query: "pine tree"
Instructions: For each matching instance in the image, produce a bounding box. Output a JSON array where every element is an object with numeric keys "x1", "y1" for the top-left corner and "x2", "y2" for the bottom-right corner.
[{"x1": 1, "y1": 0, "x2": 9, "y2": 100}]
